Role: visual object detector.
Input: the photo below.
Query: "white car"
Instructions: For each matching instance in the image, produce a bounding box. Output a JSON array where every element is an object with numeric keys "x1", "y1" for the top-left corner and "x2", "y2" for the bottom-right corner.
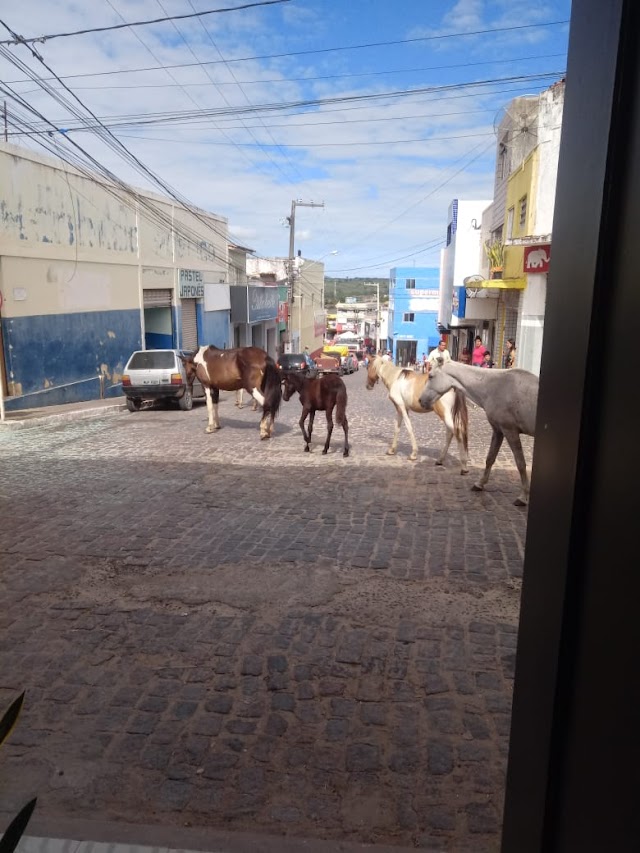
[{"x1": 121, "y1": 349, "x2": 205, "y2": 412}]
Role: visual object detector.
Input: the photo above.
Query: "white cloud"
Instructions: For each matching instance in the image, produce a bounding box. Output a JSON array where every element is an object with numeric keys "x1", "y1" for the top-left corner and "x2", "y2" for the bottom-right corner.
[{"x1": 0, "y1": 0, "x2": 567, "y2": 276}]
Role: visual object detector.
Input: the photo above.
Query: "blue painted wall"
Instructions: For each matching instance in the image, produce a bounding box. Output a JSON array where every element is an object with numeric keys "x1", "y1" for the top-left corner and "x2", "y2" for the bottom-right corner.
[
  {"x1": 389, "y1": 267, "x2": 442, "y2": 361},
  {"x1": 199, "y1": 307, "x2": 230, "y2": 348},
  {"x1": 1, "y1": 309, "x2": 141, "y2": 410}
]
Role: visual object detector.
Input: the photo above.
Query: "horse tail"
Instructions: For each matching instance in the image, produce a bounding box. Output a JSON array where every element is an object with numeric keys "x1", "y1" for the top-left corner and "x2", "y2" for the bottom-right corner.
[
  {"x1": 261, "y1": 357, "x2": 282, "y2": 420},
  {"x1": 452, "y1": 388, "x2": 469, "y2": 451},
  {"x1": 335, "y1": 383, "x2": 348, "y2": 425}
]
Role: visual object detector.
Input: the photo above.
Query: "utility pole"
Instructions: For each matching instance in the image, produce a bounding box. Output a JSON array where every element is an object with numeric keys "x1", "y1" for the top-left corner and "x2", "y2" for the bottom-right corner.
[
  {"x1": 364, "y1": 282, "x2": 380, "y2": 352},
  {"x1": 286, "y1": 199, "x2": 324, "y2": 350}
]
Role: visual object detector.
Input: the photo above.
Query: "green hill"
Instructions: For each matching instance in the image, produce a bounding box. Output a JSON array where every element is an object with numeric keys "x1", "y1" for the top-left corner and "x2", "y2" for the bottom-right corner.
[{"x1": 324, "y1": 277, "x2": 388, "y2": 309}]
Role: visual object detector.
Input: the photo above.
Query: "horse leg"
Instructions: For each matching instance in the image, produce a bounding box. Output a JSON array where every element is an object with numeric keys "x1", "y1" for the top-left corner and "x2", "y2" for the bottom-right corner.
[
  {"x1": 472, "y1": 427, "x2": 504, "y2": 493},
  {"x1": 437, "y1": 399, "x2": 469, "y2": 474},
  {"x1": 342, "y1": 415, "x2": 349, "y2": 457},
  {"x1": 387, "y1": 405, "x2": 403, "y2": 456},
  {"x1": 399, "y1": 405, "x2": 419, "y2": 461},
  {"x1": 502, "y1": 429, "x2": 530, "y2": 506},
  {"x1": 323, "y1": 407, "x2": 334, "y2": 455},
  {"x1": 235, "y1": 389, "x2": 244, "y2": 409},
  {"x1": 300, "y1": 407, "x2": 312, "y2": 451},
  {"x1": 250, "y1": 388, "x2": 269, "y2": 439},
  {"x1": 204, "y1": 387, "x2": 221, "y2": 432}
]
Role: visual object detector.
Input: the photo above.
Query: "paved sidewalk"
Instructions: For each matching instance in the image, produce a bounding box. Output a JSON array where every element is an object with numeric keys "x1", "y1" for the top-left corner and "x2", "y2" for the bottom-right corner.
[{"x1": 0, "y1": 398, "x2": 124, "y2": 429}]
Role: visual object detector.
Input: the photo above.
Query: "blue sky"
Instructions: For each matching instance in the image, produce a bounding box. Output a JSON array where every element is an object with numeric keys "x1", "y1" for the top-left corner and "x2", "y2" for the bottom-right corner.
[{"x1": 0, "y1": 0, "x2": 571, "y2": 276}]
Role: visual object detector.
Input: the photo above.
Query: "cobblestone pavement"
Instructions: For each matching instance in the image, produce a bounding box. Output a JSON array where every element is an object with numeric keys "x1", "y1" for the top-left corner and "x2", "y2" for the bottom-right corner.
[{"x1": 0, "y1": 370, "x2": 532, "y2": 851}]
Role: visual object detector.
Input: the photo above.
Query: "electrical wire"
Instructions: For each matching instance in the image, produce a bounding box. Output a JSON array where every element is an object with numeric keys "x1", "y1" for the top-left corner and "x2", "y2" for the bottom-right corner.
[
  {"x1": 10, "y1": 71, "x2": 565, "y2": 136},
  {"x1": 9, "y1": 52, "x2": 567, "y2": 92},
  {"x1": 0, "y1": 1, "x2": 291, "y2": 46},
  {"x1": 1, "y1": 17, "x2": 568, "y2": 64}
]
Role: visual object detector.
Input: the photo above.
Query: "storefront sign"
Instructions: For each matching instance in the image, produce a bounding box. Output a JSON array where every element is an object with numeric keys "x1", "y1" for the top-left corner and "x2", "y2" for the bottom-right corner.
[
  {"x1": 278, "y1": 301, "x2": 289, "y2": 323},
  {"x1": 524, "y1": 244, "x2": 551, "y2": 273},
  {"x1": 452, "y1": 286, "x2": 466, "y2": 318},
  {"x1": 179, "y1": 269, "x2": 204, "y2": 299},
  {"x1": 248, "y1": 285, "x2": 279, "y2": 323}
]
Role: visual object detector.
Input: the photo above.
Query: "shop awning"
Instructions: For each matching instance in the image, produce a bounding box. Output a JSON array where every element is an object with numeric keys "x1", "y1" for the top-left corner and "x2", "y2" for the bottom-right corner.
[{"x1": 466, "y1": 277, "x2": 526, "y2": 291}]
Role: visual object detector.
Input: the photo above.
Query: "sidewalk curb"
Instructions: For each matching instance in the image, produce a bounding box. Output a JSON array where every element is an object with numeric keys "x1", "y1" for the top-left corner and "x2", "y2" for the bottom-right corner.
[{"x1": 0, "y1": 403, "x2": 125, "y2": 430}]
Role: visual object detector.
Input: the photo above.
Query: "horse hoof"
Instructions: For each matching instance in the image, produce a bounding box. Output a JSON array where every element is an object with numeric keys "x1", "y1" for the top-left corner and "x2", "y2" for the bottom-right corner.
[
  {"x1": 322, "y1": 449, "x2": 328, "y2": 455},
  {"x1": 343, "y1": 450, "x2": 349, "y2": 458},
  {"x1": 205, "y1": 426, "x2": 219, "y2": 434},
  {"x1": 409, "y1": 454, "x2": 418, "y2": 462},
  {"x1": 435, "y1": 460, "x2": 444, "y2": 467},
  {"x1": 514, "y1": 498, "x2": 528, "y2": 507},
  {"x1": 461, "y1": 469, "x2": 469, "y2": 476},
  {"x1": 386, "y1": 449, "x2": 396, "y2": 456},
  {"x1": 304, "y1": 446, "x2": 310, "y2": 452},
  {"x1": 471, "y1": 484, "x2": 484, "y2": 492}
]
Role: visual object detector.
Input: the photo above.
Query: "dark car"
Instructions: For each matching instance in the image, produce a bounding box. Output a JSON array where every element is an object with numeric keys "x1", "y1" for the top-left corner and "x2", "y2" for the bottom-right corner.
[
  {"x1": 276, "y1": 353, "x2": 318, "y2": 378},
  {"x1": 122, "y1": 349, "x2": 205, "y2": 412}
]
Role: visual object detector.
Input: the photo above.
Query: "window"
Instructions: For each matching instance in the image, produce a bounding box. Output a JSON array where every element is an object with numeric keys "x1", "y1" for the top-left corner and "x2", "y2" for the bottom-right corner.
[
  {"x1": 403, "y1": 312, "x2": 415, "y2": 322},
  {"x1": 406, "y1": 279, "x2": 416, "y2": 289},
  {"x1": 498, "y1": 139, "x2": 508, "y2": 178},
  {"x1": 519, "y1": 195, "x2": 528, "y2": 229},
  {"x1": 507, "y1": 206, "x2": 515, "y2": 240}
]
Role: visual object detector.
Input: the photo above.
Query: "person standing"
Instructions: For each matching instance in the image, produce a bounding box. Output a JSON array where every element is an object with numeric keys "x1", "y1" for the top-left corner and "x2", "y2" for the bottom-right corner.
[
  {"x1": 427, "y1": 339, "x2": 452, "y2": 368},
  {"x1": 481, "y1": 351, "x2": 494, "y2": 368},
  {"x1": 504, "y1": 337, "x2": 517, "y2": 368},
  {"x1": 471, "y1": 336, "x2": 487, "y2": 367}
]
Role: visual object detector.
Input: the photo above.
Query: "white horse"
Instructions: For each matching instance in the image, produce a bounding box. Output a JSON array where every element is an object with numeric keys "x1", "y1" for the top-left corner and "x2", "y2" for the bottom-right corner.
[
  {"x1": 365, "y1": 356, "x2": 469, "y2": 473},
  {"x1": 419, "y1": 361, "x2": 538, "y2": 506}
]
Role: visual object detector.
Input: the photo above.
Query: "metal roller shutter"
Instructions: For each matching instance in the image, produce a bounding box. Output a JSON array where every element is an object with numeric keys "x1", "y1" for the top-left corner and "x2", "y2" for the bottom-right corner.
[
  {"x1": 181, "y1": 298, "x2": 198, "y2": 350},
  {"x1": 143, "y1": 288, "x2": 172, "y2": 308}
]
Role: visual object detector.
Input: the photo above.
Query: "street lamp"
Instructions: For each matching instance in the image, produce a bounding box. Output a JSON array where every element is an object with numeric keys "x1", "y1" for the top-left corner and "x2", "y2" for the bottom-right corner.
[{"x1": 364, "y1": 282, "x2": 381, "y2": 353}]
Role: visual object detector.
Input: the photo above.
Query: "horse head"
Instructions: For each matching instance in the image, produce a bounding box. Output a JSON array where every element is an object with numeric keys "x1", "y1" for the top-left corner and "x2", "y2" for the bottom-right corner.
[
  {"x1": 281, "y1": 371, "x2": 302, "y2": 402},
  {"x1": 365, "y1": 357, "x2": 381, "y2": 390},
  {"x1": 178, "y1": 351, "x2": 199, "y2": 386}
]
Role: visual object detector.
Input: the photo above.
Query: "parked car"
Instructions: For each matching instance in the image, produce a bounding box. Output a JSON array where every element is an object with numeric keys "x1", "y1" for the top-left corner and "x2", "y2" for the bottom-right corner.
[
  {"x1": 342, "y1": 354, "x2": 359, "y2": 374},
  {"x1": 121, "y1": 349, "x2": 205, "y2": 412},
  {"x1": 315, "y1": 351, "x2": 343, "y2": 376},
  {"x1": 276, "y1": 353, "x2": 318, "y2": 378}
]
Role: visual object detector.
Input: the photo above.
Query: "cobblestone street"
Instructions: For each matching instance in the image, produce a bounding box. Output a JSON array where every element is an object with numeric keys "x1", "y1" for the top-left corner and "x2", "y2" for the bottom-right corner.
[{"x1": 0, "y1": 371, "x2": 532, "y2": 851}]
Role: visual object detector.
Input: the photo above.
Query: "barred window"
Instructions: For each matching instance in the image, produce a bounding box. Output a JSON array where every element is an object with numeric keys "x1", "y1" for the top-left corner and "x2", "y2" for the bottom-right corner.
[{"x1": 403, "y1": 312, "x2": 415, "y2": 322}]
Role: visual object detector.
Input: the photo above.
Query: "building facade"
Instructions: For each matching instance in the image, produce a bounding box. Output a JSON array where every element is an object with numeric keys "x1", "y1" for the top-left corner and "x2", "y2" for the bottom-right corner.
[
  {"x1": 479, "y1": 80, "x2": 565, "y2": 373},
  {"x1": 0, "y1": 143, "x2": 231, "y2": 410},
  {"x1": 388, "y1": 267, "x2": 441, "y2": 365},
  {"x1": 438, "y1": 198, "x2": 494, "y2": 360}
]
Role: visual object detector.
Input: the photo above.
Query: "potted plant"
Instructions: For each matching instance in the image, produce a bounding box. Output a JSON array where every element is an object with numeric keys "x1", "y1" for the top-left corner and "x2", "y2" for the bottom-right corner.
[{"x1": 484, "y1": 240, "x2": 504, "y2": 279}]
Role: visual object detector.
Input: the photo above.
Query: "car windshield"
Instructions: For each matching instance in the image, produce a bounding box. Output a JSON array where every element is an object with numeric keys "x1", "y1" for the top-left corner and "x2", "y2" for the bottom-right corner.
[
  {"x1": 280, "y1": 354, "x2": 304, "y2": 365},
  {"x1": 128, "y1": 351, "x2": 176, "y2": 370}
]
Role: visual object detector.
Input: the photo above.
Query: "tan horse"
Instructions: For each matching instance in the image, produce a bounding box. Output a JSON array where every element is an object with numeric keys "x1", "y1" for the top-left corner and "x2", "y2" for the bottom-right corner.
[
  {"x1": 365, "y1": 355, "x2": 469, "y2": 472},
  {"x1": 181, "y1": 345, "x2": 281, "y2": 439}
]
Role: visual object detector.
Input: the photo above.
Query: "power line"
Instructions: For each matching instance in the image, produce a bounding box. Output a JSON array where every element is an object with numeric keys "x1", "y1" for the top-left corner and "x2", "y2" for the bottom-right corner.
[
  {"x1": 0, "y1": 1, "x2": 291, "y2": 46},
  {"x1": 10, "y1": 71, "x2": 564, "y2": 135},
  {"x1": 2, "y1": 21, "x2": 570, "y2": 84},
  {"x1": 9, "y1": 52, "x2": 567, "y2": 92},
  {"x1": 0, "y1": 17, "x2": 249, "y2": 249}
]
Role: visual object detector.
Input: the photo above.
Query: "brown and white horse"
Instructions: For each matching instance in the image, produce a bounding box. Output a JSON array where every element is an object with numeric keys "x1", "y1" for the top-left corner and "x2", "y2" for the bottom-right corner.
[
  {"x1": 181, "y1": 345, "x2": 281, "y2": 439},
  {"x1": 365, "y1": 355, "x2": 469, "y2": 472}
]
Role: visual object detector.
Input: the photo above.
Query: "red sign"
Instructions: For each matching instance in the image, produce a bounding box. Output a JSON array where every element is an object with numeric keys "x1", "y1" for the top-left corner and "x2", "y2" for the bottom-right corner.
[
  {"x1": 278, "y1": 301, "x2": 288, "y2": 323},
  {"x1": 523, "y1": 244, "x2": 551, "y2": 273}
]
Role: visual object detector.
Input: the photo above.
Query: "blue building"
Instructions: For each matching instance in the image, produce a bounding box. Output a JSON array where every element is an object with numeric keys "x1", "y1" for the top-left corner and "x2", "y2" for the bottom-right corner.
[{"x1": 388, "y1": 267, "x2": 442, "y2": 365}]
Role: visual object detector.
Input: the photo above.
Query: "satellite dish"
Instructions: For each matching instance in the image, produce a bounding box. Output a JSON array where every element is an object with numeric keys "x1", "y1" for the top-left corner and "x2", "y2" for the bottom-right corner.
[{"x1": 463, "y1": 274, "x2": 484, "y2": 285}]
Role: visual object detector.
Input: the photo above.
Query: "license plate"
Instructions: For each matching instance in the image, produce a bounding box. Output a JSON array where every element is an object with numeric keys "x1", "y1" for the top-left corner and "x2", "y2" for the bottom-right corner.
[{"x1": 142, "y1": 379, "x2": 160, "y2": 385}]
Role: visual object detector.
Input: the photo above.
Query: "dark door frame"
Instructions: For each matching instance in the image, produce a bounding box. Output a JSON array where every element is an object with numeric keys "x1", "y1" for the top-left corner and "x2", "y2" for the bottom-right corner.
[{"x1": 501, "y1": 1, "x2": 638, "y2": 850}]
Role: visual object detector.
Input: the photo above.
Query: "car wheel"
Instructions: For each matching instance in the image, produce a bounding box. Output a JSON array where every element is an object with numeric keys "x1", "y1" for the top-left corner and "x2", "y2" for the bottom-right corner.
[
  {"x1": 178, "y1": 389, "x2": 193, "y2": 411},
  {"x1": 126, "y1": 397, "x2": 142, "y2": 412}
]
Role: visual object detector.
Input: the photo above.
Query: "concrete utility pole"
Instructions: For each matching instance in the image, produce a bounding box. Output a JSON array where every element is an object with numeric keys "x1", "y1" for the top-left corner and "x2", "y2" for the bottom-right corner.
[
  {"x1": 364, "y1": 282, "x2": 381, "y2": 352},
  {"x1": 286, "y1": 199, "x2": 324, "y2": 349}
]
